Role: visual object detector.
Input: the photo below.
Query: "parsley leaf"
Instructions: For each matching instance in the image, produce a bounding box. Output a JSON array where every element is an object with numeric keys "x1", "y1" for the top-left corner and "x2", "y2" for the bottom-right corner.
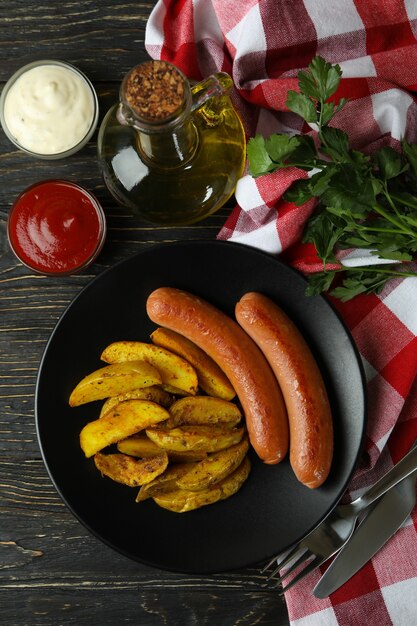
[
  {"x1": 302, "y1": 211, "x2": 345, "y2": 265},
  {"x1": 374, "y1": 146, "x2": 406, "y2": 180},
  {"x1": 321, "y1": 165, "x2": 376, "y2": 213},
  {"x1": 330, "y1": 271, "x2": 390, "y2": 301},
  {"x1": 305, "y1": 271, "x2": 338, "y2": 297},
  {"x1": 247, "y1": 135, "x2": 273, "y2": 177},
  {"x1": 319, "y1": 127, "x2": 350, "y2": 161},
  {"x1": 264, "y1": 134, "x2": 301, "y2": 162},
  {"x1": 284, "y1": 179, "x2": 316, "y2": 205},
  {"x1": 308, "y1": 56, "x2": 342, "y2": 101},
  {"x1": 245, "y1": 55, "x2": 417, "y2": 300},
  {"x1": 402, "y1": 141, "x2": 417, "y2": 178},
  {"x1": 286, "y1": 90, "x2": 317, "y2": 123}
]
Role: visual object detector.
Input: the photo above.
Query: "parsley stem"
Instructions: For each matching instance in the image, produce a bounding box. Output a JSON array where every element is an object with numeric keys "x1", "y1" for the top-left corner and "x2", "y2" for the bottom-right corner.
[
  {"x1": 278, "y1": 162, "x2": 325, "y2": 171},
  {"x1": 317, "y1": 100, "x2": 325, "y2": 134},
  {"x1": 353, "y1": 223, "x2": 409, "y2": 235},
  {"x1": 382, "y1": 186, "x2": 404, "y2": 221},
  {"x1": 327, "y1": 266, "x2": 417, "y2": 278},
  {"x1": 390, "y1": 192, "x2": 417, "y2": 211},
  {"x1": 372, "y1": 203, "x2": 416, "y2": 236}
]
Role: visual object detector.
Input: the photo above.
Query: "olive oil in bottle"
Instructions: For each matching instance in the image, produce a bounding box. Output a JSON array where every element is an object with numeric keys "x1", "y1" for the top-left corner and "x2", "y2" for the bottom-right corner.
[{"x1": 97, "y1": 60, "x2": 246, "y2": 226}]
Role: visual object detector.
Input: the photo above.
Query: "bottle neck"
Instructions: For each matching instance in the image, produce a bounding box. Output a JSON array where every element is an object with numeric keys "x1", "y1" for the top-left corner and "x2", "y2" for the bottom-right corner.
[
  {"x1": 133, "y1": 115, "x2": 198, "y2": 169},
  {"x1": 117, "y1": 60, "x2": 198, "y2": 169},
  {"x1": 116, "y1": 62, "x2": 232, "y2": 169}
]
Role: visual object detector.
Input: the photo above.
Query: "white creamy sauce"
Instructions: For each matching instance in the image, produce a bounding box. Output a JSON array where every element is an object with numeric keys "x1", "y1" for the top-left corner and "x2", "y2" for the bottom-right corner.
[{"x1": 3, "y1": 64, "x2": 95, "y2": 154}]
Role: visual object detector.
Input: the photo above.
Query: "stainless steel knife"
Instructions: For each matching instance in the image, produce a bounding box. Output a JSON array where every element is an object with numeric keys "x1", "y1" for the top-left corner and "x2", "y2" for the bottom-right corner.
[{"x1": 313, "y1": 468, "x2": 417, "y2": 598}]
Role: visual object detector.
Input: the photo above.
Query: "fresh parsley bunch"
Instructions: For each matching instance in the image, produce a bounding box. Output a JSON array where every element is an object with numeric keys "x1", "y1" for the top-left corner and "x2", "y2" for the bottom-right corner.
[{"x1": 247, "y1": 56, "x2": 417, "y2": 301}]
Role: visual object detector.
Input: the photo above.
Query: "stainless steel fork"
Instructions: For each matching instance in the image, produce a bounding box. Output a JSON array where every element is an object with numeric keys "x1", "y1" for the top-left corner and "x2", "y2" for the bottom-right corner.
[{"x1": 262, "y1": 440, "x2": 417, "y2": 594}]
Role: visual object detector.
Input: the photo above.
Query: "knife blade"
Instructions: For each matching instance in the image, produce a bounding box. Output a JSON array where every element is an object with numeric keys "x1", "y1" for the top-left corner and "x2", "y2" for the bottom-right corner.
[{"x1": 313, "y1": 469, "x2": 417, "y2": 598}]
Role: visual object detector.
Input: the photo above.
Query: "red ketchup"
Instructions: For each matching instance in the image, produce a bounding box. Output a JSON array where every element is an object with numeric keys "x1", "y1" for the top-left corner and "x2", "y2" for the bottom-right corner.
[{"x1": 7, "y1": 180, "x2": 106, "y2": 275}]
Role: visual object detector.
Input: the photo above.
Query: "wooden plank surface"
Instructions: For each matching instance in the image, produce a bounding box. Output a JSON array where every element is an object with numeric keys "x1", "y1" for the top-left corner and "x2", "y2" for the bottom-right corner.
[{"x1": 0, "y1": 2, "x2": 290, "y2": 624}]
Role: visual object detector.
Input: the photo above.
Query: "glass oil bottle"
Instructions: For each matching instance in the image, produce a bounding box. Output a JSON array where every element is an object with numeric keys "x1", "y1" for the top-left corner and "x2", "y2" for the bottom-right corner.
[{"x1": 97, "y1": 60, "x2": 246, "y2": 226}]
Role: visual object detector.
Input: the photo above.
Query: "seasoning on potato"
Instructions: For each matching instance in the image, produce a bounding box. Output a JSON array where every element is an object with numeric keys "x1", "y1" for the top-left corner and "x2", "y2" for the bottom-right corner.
[
  {"x1": 99, "y1": 386, "x2": 173, "y2": 418},
  {"x1": 176, "y1": 437, "x2": 249, "y2": 491},
  {"x1": 136, "y1": 463, "x2": 198, "y2": 502},
  {"x1": 100, "y1": 340, "x2": 199, "y2": 396},
  {"x1": 117, "y1": 432, "x2": 207, "y2": 463},
  {"x1": 79, "y1": 399, "x2": 170, "y2": 457},
  {"x1": 70, "y1": 331, "x2": 252, "y2": 513},
  {"x1": 69, "y1": 360, "x2": 162, "y2": 407},
  {"x1": 153, "y1": 457, "x2": 251, "y2": 513},
  {"x1": 145, "y1": 424, "x2": 245, "y2": 453},
  {"x1": 94, "y1": 451, "x2": 169, "y2": 486},
  {"x1": 167, "y1": 395, "x2": 242, "y2": 428},
  {"x1": 150, "y1": 327, "x2": 236, "y2": 400}
]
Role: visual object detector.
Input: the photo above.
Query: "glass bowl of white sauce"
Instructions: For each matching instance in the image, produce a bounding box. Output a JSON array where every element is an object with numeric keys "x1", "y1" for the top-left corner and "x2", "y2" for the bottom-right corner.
[{"x1": 0, "y1": 60, "x2": 99, "y2": 159}]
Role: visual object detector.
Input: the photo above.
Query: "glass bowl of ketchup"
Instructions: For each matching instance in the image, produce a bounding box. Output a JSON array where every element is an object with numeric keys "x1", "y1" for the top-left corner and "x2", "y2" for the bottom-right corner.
[{"x1": 7, "y1": 180, "x2": 107, "y2": 276}]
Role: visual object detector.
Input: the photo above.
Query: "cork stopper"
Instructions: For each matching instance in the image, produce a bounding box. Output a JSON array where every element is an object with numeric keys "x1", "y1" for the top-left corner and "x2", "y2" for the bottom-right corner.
[{"x1": 123, "y1": 60, "x2": 186, "y2": 122}]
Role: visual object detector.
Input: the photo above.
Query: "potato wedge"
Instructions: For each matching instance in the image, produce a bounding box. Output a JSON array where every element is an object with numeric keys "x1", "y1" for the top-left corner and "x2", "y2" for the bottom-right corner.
[
  {"x1": 117, "y1": 432, "x2": 163, "y2": 457},
  {"x1": 94, "y1": 451, "x2": 168, "y2": 487},
  {"x1": 135, "y1": 463, "x2": 197, "y2": 502},
  {"x1": 167, "y1": 396, "x2": 242, "y2": 428},
  {"x1": 151, "y1": 327, "x2": 236, "y2": 400},
  {"x1": 79, "y1": 400, "x2": 170, "y2": 458},
  {"x1": 145, "y1": 424, "x2": 245, "y2": 453},
  {"x1": 153, "y1": 456, "x2": 251, "y2": 512},
  {"x1": 153, "y1": 485, "x2": 220, "y2": 512},
  {"x1": 158, "y1": 384, "x2": 195, "y2": 397},
  {"x1": 176, "y1": 437, "x2": 249, "y2": 491},
  {"x1": 99, "y1": 386, "x2": 173, "y2": 418},
  {"x1": 69, "y1": 361, "x2": 161, "y2": 407},
  {"x1": 100, "y1": 341, "x2": 198, "y2": 396},
  {"x1": 117, "y1": 433, "x2": 207, "y2": 463}
]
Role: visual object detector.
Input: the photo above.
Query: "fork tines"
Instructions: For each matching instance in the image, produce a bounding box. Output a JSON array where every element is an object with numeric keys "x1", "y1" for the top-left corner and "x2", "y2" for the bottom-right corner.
[{"x1": 261, "y1": 546, "x2": 319, "y2": 595}]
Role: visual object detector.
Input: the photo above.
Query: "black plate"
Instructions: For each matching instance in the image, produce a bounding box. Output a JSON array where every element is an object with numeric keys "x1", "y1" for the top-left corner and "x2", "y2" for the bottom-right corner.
[{"x1": 35, "y1": 241, "x2": 367, "y2": 574}]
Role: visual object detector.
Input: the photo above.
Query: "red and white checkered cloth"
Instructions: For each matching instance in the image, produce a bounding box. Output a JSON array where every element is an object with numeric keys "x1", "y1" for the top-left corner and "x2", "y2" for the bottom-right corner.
[{"x1": 145, "y1": 2, "x2": 417, "y2": 623}]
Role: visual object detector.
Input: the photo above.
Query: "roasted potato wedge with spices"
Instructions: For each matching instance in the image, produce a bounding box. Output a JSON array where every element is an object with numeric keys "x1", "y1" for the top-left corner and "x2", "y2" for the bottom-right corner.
[
  {"x1": 153, "y1": 485, "x2": 220, "y2": 513},
  {"x1": 80, "y1": 400, "x2": 170, "y2": 458},
  {"x1": 176, "y1": 437, "x2": 249, "y2": 491},
  {"x1": 99, "y1": 386, "x2": 173, "y2": 418},
  {"x1": 69, "y1": 361, "x2": 161, "y2": 407},
  {"x1": 135, "y1": 463, "x2": 197, "y2": 502},
  {"x1": 100, "y1": 341, "x2": 198, "y2": 396},
  {"x1": 94, "y1": 451, "x2": 168, "y2": 487},
  {"x1": 151, "y1": 327, "x2": 236, "y2": 400},
  {"x1": 117, "y1": 432, "x2": 163, "y2": 457},
  {"x1": 158, "y1": 383, "x2": 195, "y2": 397},
  {"x1": 145, "y1": 424, "x2": 245, "y2": 453},
  {"x1": 117, "y1": 432, "x2": 207, "y2": 463},
  {"x1": 153, "y1": 456, "x2": 251, "y2": 512},
  {"x1": 167, "y1": 396, "x2": 242, "y2": 428}
]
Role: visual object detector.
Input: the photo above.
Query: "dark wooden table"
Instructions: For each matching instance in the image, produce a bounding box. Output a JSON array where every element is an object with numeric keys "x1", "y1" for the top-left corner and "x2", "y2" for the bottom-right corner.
[{"x1": 0, "y1": 3, "x2": 290, "y2": 624}]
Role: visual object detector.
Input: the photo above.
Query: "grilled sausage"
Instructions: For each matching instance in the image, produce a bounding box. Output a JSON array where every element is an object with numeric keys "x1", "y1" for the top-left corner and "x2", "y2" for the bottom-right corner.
[
  {"x1": 146, "y1": 287, "x2": 289, "y2": 464},
  {"x1": 235, "y1": 292, "x2": 333, "y2": 488}
]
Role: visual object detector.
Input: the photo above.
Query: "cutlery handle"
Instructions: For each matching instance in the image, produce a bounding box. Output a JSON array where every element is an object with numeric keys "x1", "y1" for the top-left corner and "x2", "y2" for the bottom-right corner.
[{"x1": 354, "y1": 442, "x2": 417, "y2": 511}]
